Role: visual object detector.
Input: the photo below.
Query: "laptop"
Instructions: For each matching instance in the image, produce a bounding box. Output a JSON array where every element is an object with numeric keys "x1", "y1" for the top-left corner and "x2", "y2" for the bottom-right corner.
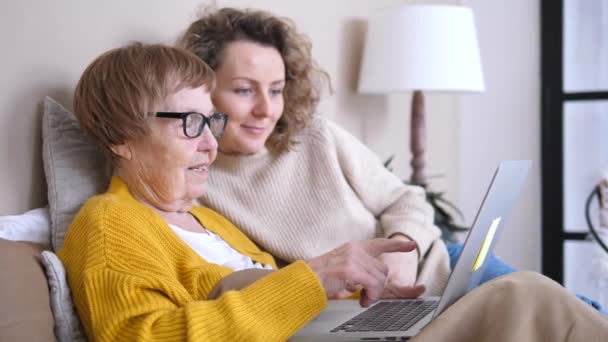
[{"x1": 292, "y1": 160, "x2": 532, "y2": 341}]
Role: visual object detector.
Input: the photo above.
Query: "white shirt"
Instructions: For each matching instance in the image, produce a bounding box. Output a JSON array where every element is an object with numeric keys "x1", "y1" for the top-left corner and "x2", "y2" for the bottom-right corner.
[{"x1": 168, "y1": 224, "x2": 273, "y2": 271}]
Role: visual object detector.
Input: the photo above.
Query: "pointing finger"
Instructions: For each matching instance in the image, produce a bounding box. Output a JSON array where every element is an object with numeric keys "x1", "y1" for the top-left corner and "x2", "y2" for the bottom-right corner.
[{"x1": 364, "y1": 239, "x2": 417, "y2": 257}]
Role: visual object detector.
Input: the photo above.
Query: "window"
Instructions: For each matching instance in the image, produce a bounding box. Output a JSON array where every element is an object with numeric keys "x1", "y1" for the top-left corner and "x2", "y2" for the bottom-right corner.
[{"x1": 542, "y1": 0, "x2": 608, "y2": 303}]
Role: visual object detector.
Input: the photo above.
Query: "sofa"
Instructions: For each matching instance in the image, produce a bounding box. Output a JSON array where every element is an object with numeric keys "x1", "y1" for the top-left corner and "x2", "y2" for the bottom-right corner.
[
  {"x1": 0, "y1": 210, "x2": 89, "y2": 342},
  {"x1": 0, "y1": 238, "x2": 56, "y2": 341},
  {"x1": 0, "y1": 96, "x2": 108, "y2": 342}
]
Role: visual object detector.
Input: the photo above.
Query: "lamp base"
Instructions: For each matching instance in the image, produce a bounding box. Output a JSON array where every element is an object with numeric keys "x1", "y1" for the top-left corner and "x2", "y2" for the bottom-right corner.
[{"x1": 410, "y1": 90, "x2": 427, "y2": 187}]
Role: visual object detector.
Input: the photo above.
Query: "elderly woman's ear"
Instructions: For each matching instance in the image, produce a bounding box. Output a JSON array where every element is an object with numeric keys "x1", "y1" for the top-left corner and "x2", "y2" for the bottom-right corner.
[{"x1": 110, "y1": 144, "x2": 132, "y2": 160}]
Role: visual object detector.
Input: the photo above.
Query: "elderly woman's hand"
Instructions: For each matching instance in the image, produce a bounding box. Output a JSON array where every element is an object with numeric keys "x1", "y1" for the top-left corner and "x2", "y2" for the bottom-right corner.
[{"x1": 306, "y1": 239, "x2": 425, "y2": 307}]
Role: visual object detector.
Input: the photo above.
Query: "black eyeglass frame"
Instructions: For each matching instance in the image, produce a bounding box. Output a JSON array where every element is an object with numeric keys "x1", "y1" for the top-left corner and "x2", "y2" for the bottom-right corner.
[{"x1": 155, "y1": 111, "x2": 227, "y2": 138}]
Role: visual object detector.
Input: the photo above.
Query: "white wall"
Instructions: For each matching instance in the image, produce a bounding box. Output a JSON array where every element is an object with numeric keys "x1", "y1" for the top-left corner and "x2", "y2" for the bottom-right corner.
[
  {"x1": 0, "y1": 0, "x2": 422, "y2": 214},
  {"x1": 0, "y1": 0, "x2": 207, "y2": 214},
  {"x1": 0, "y1": 0, "x2": 540, "y2": 270},
  {"x1": 459, "y1": 0, "x2": 540, "y2": 271}
]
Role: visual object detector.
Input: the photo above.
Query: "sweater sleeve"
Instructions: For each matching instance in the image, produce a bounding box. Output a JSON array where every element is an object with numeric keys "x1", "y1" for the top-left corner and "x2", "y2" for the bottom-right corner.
[
  {"x1": 60, "y1": 192, "x2": 327, "y2": 342},
  {"x1": 326, "y1": 120, "x2": 442, "y2": 257},
  {"x1": 81, "y1": 261, "x2": 326, "y2": 342}
]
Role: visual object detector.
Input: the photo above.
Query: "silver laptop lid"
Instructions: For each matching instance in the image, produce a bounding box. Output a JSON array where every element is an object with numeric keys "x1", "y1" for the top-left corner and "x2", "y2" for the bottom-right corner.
[{"x1": 433, "y1": 160, "x2": 531, "y2": 318}]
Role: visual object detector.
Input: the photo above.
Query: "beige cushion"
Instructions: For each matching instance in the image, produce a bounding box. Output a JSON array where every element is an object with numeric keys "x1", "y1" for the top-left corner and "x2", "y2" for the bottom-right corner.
[
  {"x1": 42, "y1": 96, "x2": 110, "y2": 251},
  {"x1": 41, "y1": 251, "x2": 86, "y2": 342},
  {"x1": 0, "y1": 239, "x2": 56, "y2": 341}
]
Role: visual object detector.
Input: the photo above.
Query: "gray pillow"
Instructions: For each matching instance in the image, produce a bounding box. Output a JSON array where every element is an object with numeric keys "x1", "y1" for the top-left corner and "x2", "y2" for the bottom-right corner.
[
  {"x1": 41, "y1": 251, "x2": 87, "y2": 342},
  {"x1": 42, "y1": 97, "x2": 110, "y2": 251}
]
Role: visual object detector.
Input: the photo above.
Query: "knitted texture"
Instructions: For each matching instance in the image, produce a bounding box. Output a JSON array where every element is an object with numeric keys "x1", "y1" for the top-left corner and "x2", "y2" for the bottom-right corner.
[
  {"x1": 203, "y1": 117, "x2": 451, "y2": 295},
  {"x1": 58, "y1": 177, "x2": 327, "y2": 341}
]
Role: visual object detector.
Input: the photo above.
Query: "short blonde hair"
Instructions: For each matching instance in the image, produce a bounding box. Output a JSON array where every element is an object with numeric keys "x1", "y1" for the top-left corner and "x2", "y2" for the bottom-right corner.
[
  {"x1": 179, "y1": 8, "x2": 331, "y2": 154},
  {"x1": 73, "y1": 42, "x2": 215, "y2": 164}
]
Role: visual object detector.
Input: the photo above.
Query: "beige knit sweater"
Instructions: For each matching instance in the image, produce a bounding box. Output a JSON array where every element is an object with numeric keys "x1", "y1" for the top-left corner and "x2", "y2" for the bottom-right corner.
[{"x1": 202, "y1": 117, "x2": 450, "y2": 295}]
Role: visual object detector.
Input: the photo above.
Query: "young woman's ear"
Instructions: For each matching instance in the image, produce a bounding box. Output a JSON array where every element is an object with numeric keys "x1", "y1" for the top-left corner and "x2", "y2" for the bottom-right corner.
[{"x1": 110, "y1": 144, "x2": 133, "y2": 161}]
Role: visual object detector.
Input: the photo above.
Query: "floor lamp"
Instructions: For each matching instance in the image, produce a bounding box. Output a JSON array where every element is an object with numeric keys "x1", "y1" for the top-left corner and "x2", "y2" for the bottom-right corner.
[{"x1": 358, "y1": 5, "x2": 485, "y2": 187}]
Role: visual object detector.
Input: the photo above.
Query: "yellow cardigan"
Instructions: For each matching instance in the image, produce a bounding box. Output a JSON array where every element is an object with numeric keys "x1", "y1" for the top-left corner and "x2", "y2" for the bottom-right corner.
[{"x1": 58, "y1": 177, "x2": 327, "y2": 341}]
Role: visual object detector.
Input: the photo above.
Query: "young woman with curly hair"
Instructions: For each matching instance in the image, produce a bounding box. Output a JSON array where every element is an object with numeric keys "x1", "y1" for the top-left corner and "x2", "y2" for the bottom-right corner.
[
  {"x1": 179, "y1": 6, "x2": 446, "y2": 296},
  {"x1": 179, "y1": 6, "x2": 607, "y2": 311}
]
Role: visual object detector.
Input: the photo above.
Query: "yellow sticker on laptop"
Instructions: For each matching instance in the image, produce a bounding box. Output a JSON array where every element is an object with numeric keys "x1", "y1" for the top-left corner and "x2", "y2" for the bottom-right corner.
[{"x1": 472, "y1": 217, "x2": 502, "y2": 272}]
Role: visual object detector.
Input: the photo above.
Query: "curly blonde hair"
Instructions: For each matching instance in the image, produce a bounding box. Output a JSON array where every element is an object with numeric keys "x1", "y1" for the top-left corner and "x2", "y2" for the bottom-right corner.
[{"x1": 179, "y1": 7, "x2": 330, "y2": 153}]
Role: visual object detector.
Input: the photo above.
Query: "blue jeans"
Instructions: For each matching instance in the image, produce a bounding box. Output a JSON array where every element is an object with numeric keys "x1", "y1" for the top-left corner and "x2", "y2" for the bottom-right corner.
[{"x1": 446, "y1": 242, "x2": 608, "y2": 316}]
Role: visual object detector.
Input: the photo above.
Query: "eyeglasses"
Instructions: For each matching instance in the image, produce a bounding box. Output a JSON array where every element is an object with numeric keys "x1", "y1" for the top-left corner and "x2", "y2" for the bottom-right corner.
[{"x1": 155, "y1": 112, "x2": 228, "y2": 138}]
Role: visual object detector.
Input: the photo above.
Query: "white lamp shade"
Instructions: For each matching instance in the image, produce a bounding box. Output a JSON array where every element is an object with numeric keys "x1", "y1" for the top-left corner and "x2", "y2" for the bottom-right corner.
[{"x1": 358, "y1": 5, "x2": 485, "y2": 93}]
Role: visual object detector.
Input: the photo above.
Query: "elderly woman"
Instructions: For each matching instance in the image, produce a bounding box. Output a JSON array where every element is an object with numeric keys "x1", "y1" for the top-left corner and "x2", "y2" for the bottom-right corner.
[
  {"x1": 58, "y1": 43, "x2": 426, "y2": 341},
  {"x1": 58, "y1": 42, "x2": 608, "y2": 341}
]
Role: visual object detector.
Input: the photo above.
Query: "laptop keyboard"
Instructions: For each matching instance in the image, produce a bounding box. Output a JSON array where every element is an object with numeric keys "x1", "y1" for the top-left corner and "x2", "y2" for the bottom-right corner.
[{"x1": 330, "y1": 300, "x2": 438, "y2": 333}]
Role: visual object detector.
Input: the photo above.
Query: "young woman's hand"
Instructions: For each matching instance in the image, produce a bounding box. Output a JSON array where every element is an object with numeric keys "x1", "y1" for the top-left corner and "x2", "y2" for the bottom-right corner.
[
  {"x1": 379, "y1": 233, "x2": 420, "y2": 288},
  {"x1": 306, "y1": 239, "x2": 423, "y2": 307}
]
